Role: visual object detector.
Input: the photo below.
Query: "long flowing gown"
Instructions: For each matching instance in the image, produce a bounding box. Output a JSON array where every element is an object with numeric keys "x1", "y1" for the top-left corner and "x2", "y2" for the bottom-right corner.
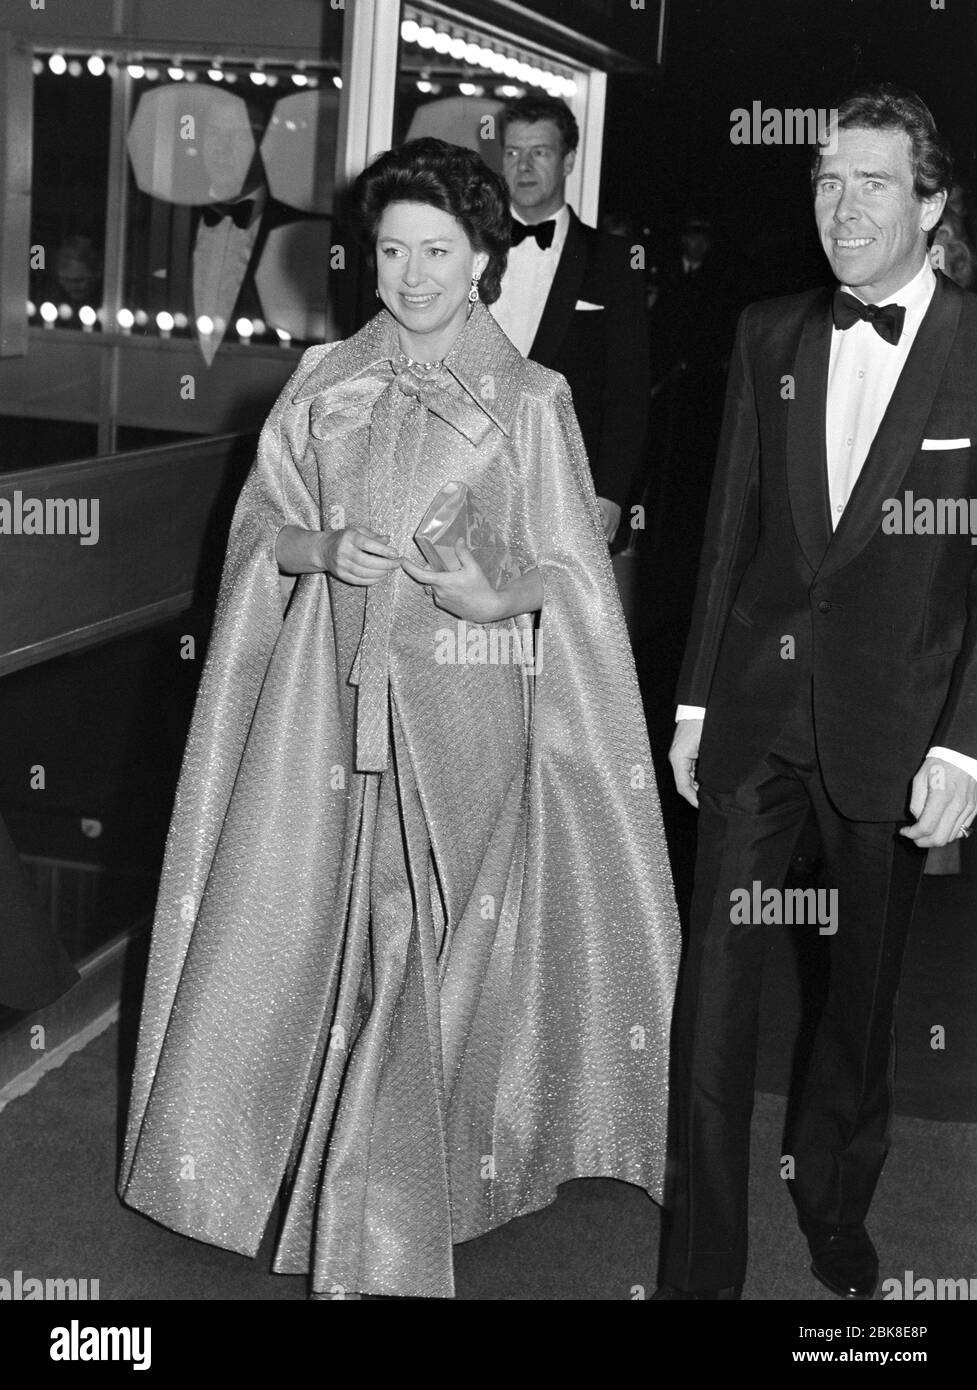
[{"x1": 119, "y1": 302, "x2": 681, "y2": 1298}]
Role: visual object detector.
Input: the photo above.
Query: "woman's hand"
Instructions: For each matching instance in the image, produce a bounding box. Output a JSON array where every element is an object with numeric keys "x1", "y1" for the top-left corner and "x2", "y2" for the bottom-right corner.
[
  {"x1": 401, "y1": 544, "x2": 544, "y2": 624},
  {"x1": 401, "y1": 542, "x2": 504, "y2": 624},
  {"x1": 320, "y1": 527, "x2": 401, "y2": 586}
]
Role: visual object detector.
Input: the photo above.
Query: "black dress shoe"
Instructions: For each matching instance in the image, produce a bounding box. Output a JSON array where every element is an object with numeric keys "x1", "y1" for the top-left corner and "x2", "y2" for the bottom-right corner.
[
  {"x1": 650, "y1": 1283, "x2": 742, "y2": 1300},
  {"x1": 802, "y1": 1219, "x2": 878, "y2": 1299}
]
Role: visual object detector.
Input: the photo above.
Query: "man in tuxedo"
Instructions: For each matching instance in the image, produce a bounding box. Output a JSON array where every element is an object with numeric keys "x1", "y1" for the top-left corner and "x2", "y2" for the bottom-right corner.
[
  {"x1": 190, "y1": 97, "x2": 309, "y2": 363},
  {"x1": 656, "y1": 86, "x2": 977, "y2": 1300},
  {"x1": 490, "y1": 95, "x2": 650, "y2": 542}
]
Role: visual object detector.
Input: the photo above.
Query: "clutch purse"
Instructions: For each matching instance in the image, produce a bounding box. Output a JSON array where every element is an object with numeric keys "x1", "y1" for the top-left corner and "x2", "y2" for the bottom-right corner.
[{"x1": 413, "y1": 481, "x2": 520, "y2": 590}]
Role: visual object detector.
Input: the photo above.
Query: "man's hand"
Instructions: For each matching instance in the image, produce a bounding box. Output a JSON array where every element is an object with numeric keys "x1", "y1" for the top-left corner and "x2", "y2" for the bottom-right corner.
[
  {"x1": 401, "y1": 541, "x2": 502, "y2": 625},
  {"x1": 669, "y1": 718, "x2": 704, "y2": 808},
  {"x1": 900, "y1": 756, "x2": 977, "y2": 849},
  {"x1": 596, "y1": 496, "x2": 622, "y2": 543}
]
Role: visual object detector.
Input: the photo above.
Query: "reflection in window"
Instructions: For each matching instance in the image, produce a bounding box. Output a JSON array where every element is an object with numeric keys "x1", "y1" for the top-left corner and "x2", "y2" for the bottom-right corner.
[
  {"x1": 124, "y1": 66, "x2": 341, "y2": 363},
  {"x1": 28, "y1": 55, "x2": 111, "y2": 333}
]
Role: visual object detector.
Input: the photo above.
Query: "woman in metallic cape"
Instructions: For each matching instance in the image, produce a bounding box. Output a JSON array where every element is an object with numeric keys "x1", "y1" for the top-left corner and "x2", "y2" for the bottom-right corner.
[{"x1": 119, "y1": 139, "x2": 680, "y2": 1300}]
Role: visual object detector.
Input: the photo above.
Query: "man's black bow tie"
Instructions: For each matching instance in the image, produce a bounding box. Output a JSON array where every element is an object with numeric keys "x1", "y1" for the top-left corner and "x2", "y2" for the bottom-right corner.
[
  {"x1": 510, "y1": 218, "x2": 556, "y2": 249},
  {"x1": 832, "y1": 289, "x2": 906, "y2": 345},
  {"x1": 201, "y1": 198, "x2": 256, "y2": 229}
]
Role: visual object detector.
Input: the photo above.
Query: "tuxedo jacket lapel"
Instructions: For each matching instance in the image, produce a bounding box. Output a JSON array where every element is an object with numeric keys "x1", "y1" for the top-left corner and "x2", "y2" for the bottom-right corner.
[
  {"x1": 786, "y1": 288, "x2": 834, "y2": 575},
  {"x1": 818, "y1": 272, "x2": 962, "y2": 582},
  {"x1": 528, "y1": 209, "x2": 589, "y2": 365}
]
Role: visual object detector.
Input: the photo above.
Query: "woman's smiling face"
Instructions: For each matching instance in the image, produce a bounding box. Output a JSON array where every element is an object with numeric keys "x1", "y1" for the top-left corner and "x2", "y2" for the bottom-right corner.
[{"x1": 375, "y1": 201, "x2": 488, "y2": 359}]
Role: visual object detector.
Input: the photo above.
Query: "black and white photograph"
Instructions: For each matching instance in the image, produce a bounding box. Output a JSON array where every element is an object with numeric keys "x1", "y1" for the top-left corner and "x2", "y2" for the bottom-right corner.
[{"x1": 0, "y1": 0, "x2": 974, "y2": 1362}]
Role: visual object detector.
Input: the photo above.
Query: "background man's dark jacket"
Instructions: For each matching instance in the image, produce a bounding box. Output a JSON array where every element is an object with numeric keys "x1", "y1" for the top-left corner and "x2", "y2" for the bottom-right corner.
[{"x1": 526, "y1": 209, "x2": 650, "y2": 510}]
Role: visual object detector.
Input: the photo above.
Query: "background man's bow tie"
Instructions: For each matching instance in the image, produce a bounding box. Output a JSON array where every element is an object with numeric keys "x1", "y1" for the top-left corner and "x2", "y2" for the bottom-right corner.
[
  {"x1": 202, "y1": 198, "x2": 256, "y2": 229},
  {"x1": 832, "y1": 289, "x2": 906, "y2": 345},
  {"x1": 510, "y1": 218, "x2": 556, "y2": 249}
]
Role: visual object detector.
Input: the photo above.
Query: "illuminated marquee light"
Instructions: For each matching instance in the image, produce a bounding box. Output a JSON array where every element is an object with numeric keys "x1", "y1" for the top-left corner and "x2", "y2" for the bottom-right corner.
[
  {"x1": 37, "y1": 48, "x2": 339, "y2": 91},
  {"x1": 400, "y1": 9, "x2": 580, "y2": 97}
]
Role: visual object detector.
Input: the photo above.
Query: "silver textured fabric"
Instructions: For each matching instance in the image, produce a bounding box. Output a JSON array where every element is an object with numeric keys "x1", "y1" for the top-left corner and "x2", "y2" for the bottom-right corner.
[{"x1": 118, "y1": 303, "x2": 681, "y2": 1298}]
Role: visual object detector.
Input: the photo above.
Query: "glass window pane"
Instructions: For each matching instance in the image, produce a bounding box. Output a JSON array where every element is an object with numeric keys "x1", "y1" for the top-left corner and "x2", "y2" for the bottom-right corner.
[
  {"x1": 123, "y1": 62, "x2": 343, "y2": 359},
  {"x1": 28, "y1": 54, "x2": 111, "y2": 333}
]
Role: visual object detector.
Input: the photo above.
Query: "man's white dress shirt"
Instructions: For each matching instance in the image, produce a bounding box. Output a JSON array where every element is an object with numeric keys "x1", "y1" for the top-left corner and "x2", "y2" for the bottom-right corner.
[
  {"x1": 192, "y1": 187, "x2": 265, "y2": 365},
  {"x1": 489, "y1": 204, "x2": 570, "y2": 357},
  {"x1": 676, "y1": 259, "x2": 977, "y2": 785}
]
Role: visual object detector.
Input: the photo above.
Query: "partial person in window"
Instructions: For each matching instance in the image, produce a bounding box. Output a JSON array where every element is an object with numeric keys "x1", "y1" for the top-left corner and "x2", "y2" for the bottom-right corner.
[{"x1": 32, "y1": 235, "x2": 103, "y2": 330}]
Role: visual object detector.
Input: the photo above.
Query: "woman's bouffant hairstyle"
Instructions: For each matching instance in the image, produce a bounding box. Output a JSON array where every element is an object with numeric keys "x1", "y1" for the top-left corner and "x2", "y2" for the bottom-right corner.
[
  {"x1": 349, "y1": 137, "x2": 511, "y2": 305},
  {"x1": 810, "y1": 84, "x2": 953, "y2": 202}
]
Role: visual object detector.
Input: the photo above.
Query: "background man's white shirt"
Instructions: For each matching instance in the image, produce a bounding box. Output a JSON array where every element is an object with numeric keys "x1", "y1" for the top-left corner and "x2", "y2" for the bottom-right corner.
[
  {"x1": 192, "y1": 188, "x2": 265, "y2": 365},
  {"x1": 490, "y1": 204, "x2": 570, "y2": 356}
]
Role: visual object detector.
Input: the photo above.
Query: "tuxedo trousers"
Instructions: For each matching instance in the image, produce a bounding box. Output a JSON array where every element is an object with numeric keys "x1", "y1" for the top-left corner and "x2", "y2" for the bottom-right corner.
[{"x1": 663, "y1": 687, "x2": 926, "y2": 1290}]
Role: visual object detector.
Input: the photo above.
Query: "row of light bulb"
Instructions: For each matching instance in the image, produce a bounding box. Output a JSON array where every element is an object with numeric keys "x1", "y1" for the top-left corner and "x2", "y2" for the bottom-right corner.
[
  {"x1": 401, "y1": 18, "x2": 577, "y2": 97},
  {"x1": 29, "y1": 301, "x2": 293, "y2": 344},
  {"x1": 38, "y1": 53, "x2": 339, "y2": 89},
  {"x1": 40, "y1": 41, "x2": 573, "y2": 97},
  {"x1": 418, "y1": 81, "x2": 526, "y2": 98}
]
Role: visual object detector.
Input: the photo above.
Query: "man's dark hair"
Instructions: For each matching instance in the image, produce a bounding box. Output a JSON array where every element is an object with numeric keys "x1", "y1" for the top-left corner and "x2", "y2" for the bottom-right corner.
[
  {"x1": 498, "y1": 94, "x2": 579, "y2": 154},
  {"x1": 811, "y1": 84, "x2": 953, "y2": 201},
  {"x1": 349, "y1": 137, "x2": 510, "y2": 304}
]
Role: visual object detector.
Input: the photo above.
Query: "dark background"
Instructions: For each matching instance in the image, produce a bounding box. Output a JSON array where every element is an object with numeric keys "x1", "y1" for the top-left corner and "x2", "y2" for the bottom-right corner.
[{"x1": 605, "y1": 0, "x2": 977, "y2": 294}]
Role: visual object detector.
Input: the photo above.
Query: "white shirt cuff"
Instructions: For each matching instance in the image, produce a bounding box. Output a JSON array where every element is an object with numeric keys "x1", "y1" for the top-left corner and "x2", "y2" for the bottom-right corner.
[
  {"x1": 928, "y1": 746, "x2": 977, "y2": 783},
  {"x1": 676, "y1": 705, "x2": 707, "y2": 721}
]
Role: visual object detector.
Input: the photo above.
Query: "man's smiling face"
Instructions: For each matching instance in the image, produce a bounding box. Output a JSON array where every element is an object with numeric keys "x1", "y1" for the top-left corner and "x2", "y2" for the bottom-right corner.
[{"x1": 814, "y1": 125, "x2": 946, "y2": 302}]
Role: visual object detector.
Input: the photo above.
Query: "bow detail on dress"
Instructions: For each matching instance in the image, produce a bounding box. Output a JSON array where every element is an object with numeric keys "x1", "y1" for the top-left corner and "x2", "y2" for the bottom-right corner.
[
  {"x1": 343, "y1": 358, "x2": 497, "y2": 772},
  {"x1": 308, "y1": 357, "x2": 495, "y2": 447}
]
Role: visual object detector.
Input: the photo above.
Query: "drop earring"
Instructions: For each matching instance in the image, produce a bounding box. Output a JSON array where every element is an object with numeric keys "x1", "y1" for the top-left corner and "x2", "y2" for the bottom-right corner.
[{"x1": 468, "y1": 273, "x2": 480, "y2": 304}]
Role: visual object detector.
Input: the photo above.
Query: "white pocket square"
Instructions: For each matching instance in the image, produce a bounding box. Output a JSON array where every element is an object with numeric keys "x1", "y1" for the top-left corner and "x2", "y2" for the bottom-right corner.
[
  {"x1": 574, "y1": 300, "x2": 604, "y2": 311},
  {"x1": 921, "y1": 437, "x2": 970, "y2": 450}
]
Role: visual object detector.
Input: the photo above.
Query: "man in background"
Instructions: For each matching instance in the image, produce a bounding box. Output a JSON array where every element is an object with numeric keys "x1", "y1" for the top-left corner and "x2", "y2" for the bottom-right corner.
[{"x1": 491, "y1": 94, "x2": 650, "y2": 544}]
